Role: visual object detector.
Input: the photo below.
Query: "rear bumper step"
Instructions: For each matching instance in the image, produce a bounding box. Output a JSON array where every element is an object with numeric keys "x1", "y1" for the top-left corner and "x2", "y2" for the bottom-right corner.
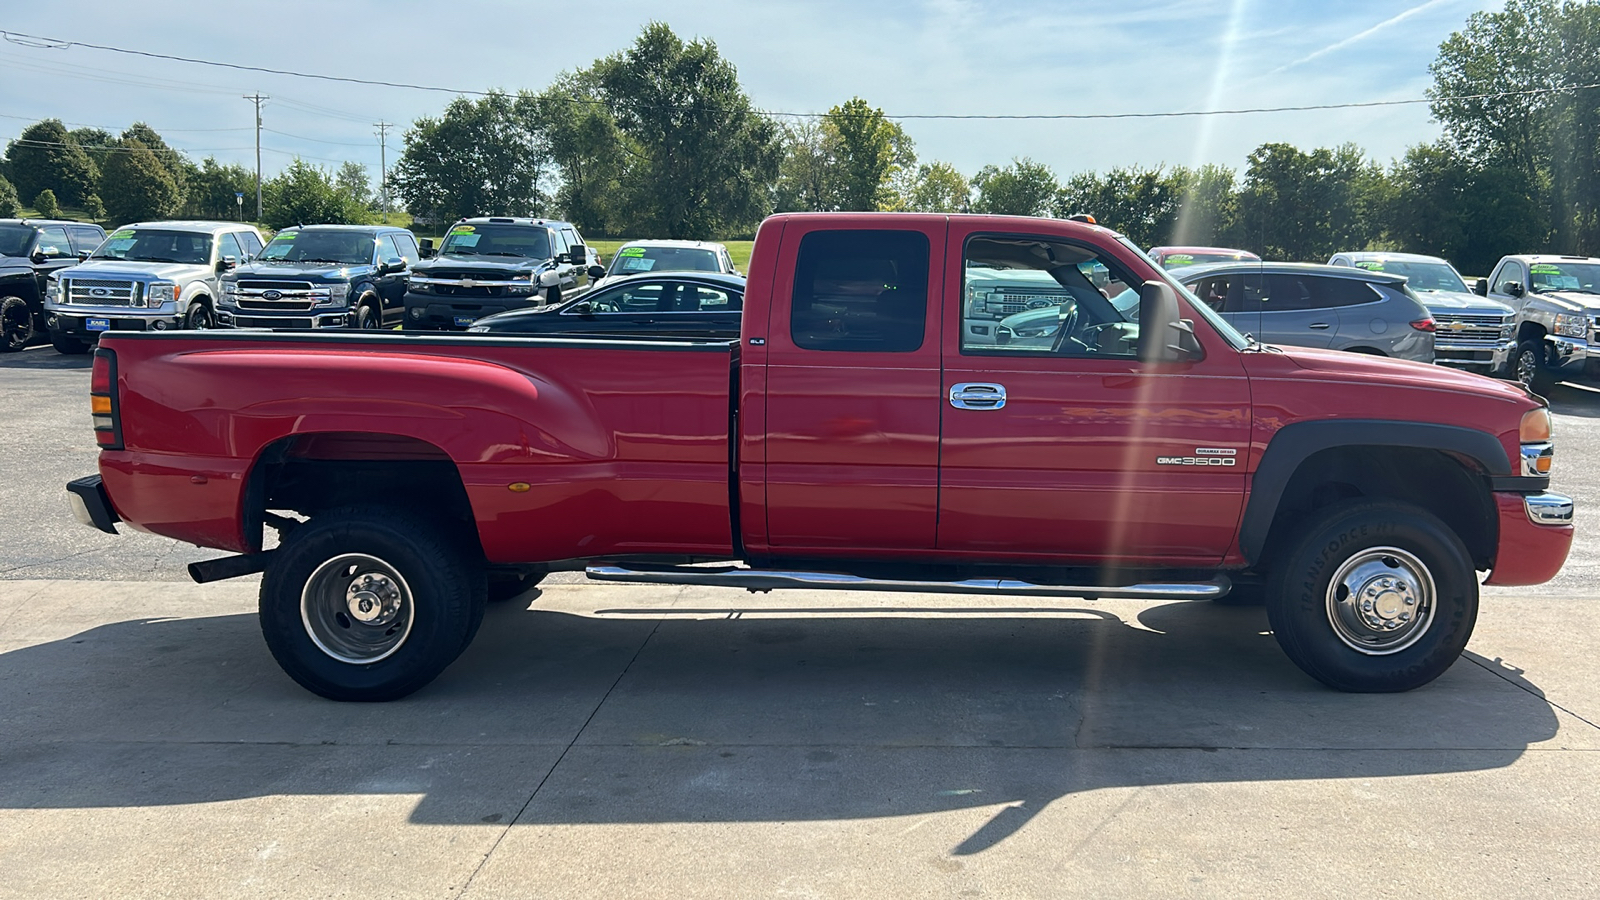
[
  {"x1": 586, "y1": 565, "x2": 1230, "y2": 600},
  {"x1": 66, "y1": 475, "x2": 120, "y2": 535}
]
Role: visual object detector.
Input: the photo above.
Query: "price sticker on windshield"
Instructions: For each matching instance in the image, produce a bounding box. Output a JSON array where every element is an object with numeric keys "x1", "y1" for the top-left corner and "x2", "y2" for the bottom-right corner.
[
  {"x1": 620, "y1": 247, "x2": 647, "y2": 257},
  {"x1": 108, "y1": 229, "x2": 136, "y2": 241},
  {"x1": 449, "y1": 226, "x2": 475, "y2": 236}
]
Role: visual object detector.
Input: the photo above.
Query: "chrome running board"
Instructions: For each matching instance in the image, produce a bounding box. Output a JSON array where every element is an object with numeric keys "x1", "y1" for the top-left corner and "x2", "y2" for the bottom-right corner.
[{"x1": 585, "y1": 565, "x2": 1230, "y2": 600}]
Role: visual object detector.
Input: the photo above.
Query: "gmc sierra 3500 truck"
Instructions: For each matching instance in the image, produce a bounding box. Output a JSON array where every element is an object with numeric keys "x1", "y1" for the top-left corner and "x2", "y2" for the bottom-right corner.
[{"x1": 66, "y1": 213, "x2": 1574, "y2": 702}]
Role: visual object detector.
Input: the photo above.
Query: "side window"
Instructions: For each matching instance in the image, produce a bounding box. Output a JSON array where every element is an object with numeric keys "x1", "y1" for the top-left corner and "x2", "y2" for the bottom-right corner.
[
  {"x1": 1260, "y1": 275, "x2": 1320, "y2": 311},
  {"x1": 1190, "y1": 275, "x2": 1234, "y2": 313},
  {"x1": 1312, "y1": 277, "x2": 1380, "y2": 308},
  {"x1": 238, "y1": 231, "x2": 264, "y2": 256},
  {"x1": 791, "y1": 230, "x2": 928, "y2": 353},
  {"x1": 377, "y1": 234, "x2": 401, "y2": 263},
  {"x1": 961, "y1": 233, "x2": 1141, "y2": 358},
  {"x1": 391, "y1": 233, "x2": 420, "y2": 264},
  {"x1": 692, "y1": 286, "x2": 739, "y2": 310},
  {"x1": 1494, "y1": 264, "x2": 1525, "y2": 294},
  {"x1": 37, "y1": 226, "x2": 71, "y2": 257},
  {"x1": 593, "y1": 282, "x2": 668, "y2": 313},
  {"x1": 68, "y1": 226, "x2": 104, "y2": 256},
  {"x1": 548, "y1": 228, "x2": 568, "y2": 257},
  {"x1": 217, "y1": 232, "x2": 244, "y2": 262}
]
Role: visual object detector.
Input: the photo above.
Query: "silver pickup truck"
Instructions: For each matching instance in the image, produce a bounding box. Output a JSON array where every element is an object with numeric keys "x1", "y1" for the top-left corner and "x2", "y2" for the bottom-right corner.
[
  {"x1": 1476, "y1": 254, "x2": 1600, "y2": 391},
  {"x1": 43, "y1": 221, "x2": 265, "y2": 354},
  {"x1": 1329, "y1": 251, "x2": 1515, "y2": 374}
]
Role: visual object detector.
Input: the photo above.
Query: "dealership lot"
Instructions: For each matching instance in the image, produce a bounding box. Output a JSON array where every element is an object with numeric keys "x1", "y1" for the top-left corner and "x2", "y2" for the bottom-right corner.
[{"x1": 2, "y1": 344, "x2": 1598, "y2": 897}]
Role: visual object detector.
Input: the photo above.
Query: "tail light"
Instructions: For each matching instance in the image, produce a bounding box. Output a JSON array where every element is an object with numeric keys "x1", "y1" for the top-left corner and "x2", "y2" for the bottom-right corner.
[
  {"x1": 90, "y1": 348, "x2": 122, "y2": 449},
  {"x1": 1410, "y1": 318, "x2": 1436, "y2": 332}
]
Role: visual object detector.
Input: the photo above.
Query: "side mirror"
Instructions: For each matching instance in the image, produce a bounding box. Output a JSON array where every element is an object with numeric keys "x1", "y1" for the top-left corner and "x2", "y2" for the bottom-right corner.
[
  {"x1": 538, "y1": 270, "x2": 562, "y2": 287},
  {"x1": 1138, "y1": 280, "x2": 1202, "y2": 364},
  {"x1": 31, "y1": 251, "x2": 48, "y2": 264},
  {"x1": 419, "y1": 239, "x2": 436, "y2": 259},
  {"x1": 587, "y1": 264, "x2": 606, "y2": 280},
  {"x1": 1506, "y1": 281, "x2": 1525, "y2": 297},
  {"x1": 383, "y1": 257, "x2": 406, "y2": 273},
  {"x1": 78, "y1": 251, "x2": 90, "y2": 262},
  {"x1": 571, "y1": 302, "x2": 594, "y2": 315},
  {"x1": 1474, "y1": 278, "x2": 1488, "y2": 297},
  {"x1": 216, "y1": 256, "x2": 237, "y2": 273},
  {"x1": 568, "y1": 245, "x2": 587, "y2": 265}
]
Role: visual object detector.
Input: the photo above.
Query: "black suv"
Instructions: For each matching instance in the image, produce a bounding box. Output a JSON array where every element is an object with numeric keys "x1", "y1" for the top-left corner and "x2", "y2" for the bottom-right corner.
[
  {"x1": 403, "y1": 217, "x2": 597, "y2": 330},
  {"x1": 216, "y1": 225, "x2": 421, "y2": 330},
  {"x1": 0, "y1": 219, "x2": 107, "y2": 351}
]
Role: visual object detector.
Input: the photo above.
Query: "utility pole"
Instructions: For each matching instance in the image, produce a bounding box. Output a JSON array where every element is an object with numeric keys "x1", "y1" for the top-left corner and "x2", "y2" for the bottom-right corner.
[
  {"x1": 374, "y1": 121, "x2": 393, "y2": 223},
  {"x1": 244, "y1": 93, "x2": 268, "y2": 221}
]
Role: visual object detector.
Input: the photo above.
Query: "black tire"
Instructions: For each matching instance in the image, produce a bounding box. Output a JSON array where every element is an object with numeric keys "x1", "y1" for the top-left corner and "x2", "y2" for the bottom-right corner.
[
  {"x1": 184, "y1": 301, "x2": 215, "y2": 330},
  {"x1": 1, "y1": 296, "x2": 34, "y2": 352},
  {"x1": 50, "y1": 332, "x2": 90, "y2": 355},
  {"x1": 487, "y1": 571, "x2": 546, "y2": 603},
  {"x1": 1266, "y1": 500, "x2": 1478, "y2": 693},
  {"x1": 258, "y1": 507, "x2": 487, "y2": 701},
  {"x1": 1515, "y1": 339, "x2": 1554, "y2": 395},
  {"x1": 353, "y1": 300, "x2": 378, "y2": 330}
]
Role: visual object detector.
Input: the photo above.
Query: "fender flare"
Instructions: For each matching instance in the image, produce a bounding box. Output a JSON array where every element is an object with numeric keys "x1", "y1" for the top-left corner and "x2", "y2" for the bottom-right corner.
[{"x1": 1239, "y1": 419, "x2": 1510, "y2": 564}]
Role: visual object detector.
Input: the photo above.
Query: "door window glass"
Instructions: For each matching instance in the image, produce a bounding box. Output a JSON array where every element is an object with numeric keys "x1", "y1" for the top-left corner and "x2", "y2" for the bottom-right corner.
[
  {"x1": 1312, "y1": 277, "x2": 1380, "y2": 307},
  {"x1": 217, "y1": 232, "x2": 243, "y2": 262},
  {"x1": 1494, "y1": 264, "x2": 1526, "y2": 294},
  {"x1": 390, "y1": 233, "x2": 420, "y2": 264},
  {"x1": 1260, "y1": 275, "x2": 1321, "y2": 311},
  {"x1": 37, "y1": 226, "x2": 71, "y2": 257},
  {"x1": 961, "y1": 234, "x2": 1141, "y2": 357},
  {"x1": 574, "y1": 282, "x2": 670, "y2": 314},
  {"x1": 239, "y1": 231, "x2": 263, "y2": 256},
  {"x1": 691, "y1": 285, "x2": 740, "y2": 310},
  {"x1": 67, "y1": 226, "x2": 105, "y2": 256},
  {"x1": 791, "y1": 230, "x2": 928, "y2": 352},
  {"x1": 377, "y1": 234, "x2": 401, "y2": 264}
]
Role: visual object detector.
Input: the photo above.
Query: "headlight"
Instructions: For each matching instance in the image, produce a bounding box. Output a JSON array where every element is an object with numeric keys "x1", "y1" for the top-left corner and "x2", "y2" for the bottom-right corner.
[
  {"x1": 1553, "y1": 313, "x2": 1587, "y2": 337},
  {"x1": 1501, "y1": 317, "x2": 1516, "y2": 340},
  {"x1": 222, "y1": 281, "x2": 239, "y2": 296},
  {"x1": 410, "y1": 280, "x2": 432, "y2": 293},
  {"x1": 316, "y1": 283, "x2": 350, "y2": 307},
  {"x1": 46, "y1": 276, "x2": 60, "y2": 302},
  {"x1": 145, "y1": 282, "x2": 176, "y2": 308},
  {"x1": 506, "y1": 276, "x2": 537, "y2": 296}
]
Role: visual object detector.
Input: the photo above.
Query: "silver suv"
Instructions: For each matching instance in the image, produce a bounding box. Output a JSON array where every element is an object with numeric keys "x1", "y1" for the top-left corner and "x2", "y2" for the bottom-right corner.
[
  {"x1": 1172, "y1": 262, "x2": 1435, "y2": 363},
  {"x1": 1329, "y1": 251, "x2": 1514, "y2": 374},
  {"x1": 44, "y1": 221, "x2": 264, "y2": 353}
]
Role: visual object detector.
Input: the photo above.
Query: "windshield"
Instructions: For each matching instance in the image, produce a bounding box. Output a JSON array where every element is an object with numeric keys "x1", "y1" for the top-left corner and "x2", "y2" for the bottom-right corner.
[
  {"x1": 438, "y1": 224, "x2": 551, "y2": 259},
  {"x1": 608, "y1": 245, "x2": 721, "y2": 275},
  {"x1": 259, "y1": 230, "x2": 374, "y2": 265},
  {"x1": 0, "y1": 224, "x2": 35, "y2": 257},
  {"x1": 91, "y1": 228, "x2": 214, "y2": 264},
  {"x1": 1528, "y1": 261, "x2": 1600, "y2": 294},
  {"x1": 1120, "y1": 238, "x2": 1250, "y2": 350},
  {"x1": 1352, "y1": 259, "x2": 1468, "y2": 293}
]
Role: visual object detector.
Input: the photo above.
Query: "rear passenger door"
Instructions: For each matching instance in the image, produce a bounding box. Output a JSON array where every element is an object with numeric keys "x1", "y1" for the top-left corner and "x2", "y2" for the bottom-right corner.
[
  {"x1": 1256, "y1": 273, "x2": 1337, "y2": 348},
  {"x1": 759, "y1": 223, "x2": 945, "y2": 553}
]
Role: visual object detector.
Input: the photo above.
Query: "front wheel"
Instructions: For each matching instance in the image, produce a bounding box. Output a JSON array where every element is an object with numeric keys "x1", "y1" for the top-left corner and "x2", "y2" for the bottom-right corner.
[
  {"x1": 259, "y1": 507, "x2": 487, "y2": 701},
  {"x1": 1515, "y1": 339, "x2": 1554, "y2": 394},
  {"x1": 1, "y1": 296, "x2": 34, "y2": 352},
  {"x1": 1267, "y1": 500, "x2": 1478, "y2": 692},
  {"x1": 353, "y1": 301, "x2": 378, "y2": 330},
  {"x1": 184, "y1": 301, "x2": 214, "y2": 330}
]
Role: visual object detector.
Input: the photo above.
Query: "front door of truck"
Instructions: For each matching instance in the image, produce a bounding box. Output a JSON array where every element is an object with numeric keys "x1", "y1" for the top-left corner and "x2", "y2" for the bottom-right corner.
[
  {"x1": 937, "y1": 227, "x2": 1251, "y2": 564},
  {"x1": 761, "y1": 222, "x2": 945, "y2": 552}
]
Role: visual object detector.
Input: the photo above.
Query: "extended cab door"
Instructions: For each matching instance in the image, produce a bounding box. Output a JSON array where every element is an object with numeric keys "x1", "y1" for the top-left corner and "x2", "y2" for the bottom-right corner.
[
  {"x1": 937, "y1": 225, "x2": 1251, "y2": 564},
  {"x1": 758, "y1": 220, "x2": 946, "y2": 552}
]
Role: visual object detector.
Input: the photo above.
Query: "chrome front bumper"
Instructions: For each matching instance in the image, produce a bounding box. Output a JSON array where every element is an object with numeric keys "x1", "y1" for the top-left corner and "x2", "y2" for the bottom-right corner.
[
  {"x1": 1549, "y1": 335, "x2": 1589, "y2": 373},
  {"x1": 1525, "y1": 491, "x2": 1575, "y2": 526}
]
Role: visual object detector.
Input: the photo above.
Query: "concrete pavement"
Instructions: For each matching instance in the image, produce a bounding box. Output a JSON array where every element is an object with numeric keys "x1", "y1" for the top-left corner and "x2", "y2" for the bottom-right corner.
[{"x1": 0, "y1": 578, "x2": 1595, "y2": 898}]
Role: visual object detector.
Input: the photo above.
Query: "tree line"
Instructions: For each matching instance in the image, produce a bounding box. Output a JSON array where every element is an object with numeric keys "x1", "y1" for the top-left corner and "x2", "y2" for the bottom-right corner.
[{"x1": 2, "y1": 0, "x2": 1596, "y2": 274}]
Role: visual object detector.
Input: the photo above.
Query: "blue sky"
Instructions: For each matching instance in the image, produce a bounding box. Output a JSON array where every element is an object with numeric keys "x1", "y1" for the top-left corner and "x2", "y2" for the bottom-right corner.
[{"x1": 0, "y1": 0, "x2": 1504, "y2": 187}]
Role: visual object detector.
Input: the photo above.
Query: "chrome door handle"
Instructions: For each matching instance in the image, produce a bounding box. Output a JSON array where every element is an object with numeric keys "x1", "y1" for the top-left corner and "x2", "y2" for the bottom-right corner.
[
  {"x1": 1308, "y1": 322, "x2": 1332, "y2": 329},
  {"x1": 950, "y1": 382, "x2": 1007, "y2": 410}
]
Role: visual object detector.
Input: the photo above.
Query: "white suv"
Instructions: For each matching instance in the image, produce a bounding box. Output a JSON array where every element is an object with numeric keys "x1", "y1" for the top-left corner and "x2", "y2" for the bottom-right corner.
[
  {"x1": 44, "y1": 221, "x2": 265, "y2": 353},
  {"x1": 591, "y1": 239, "x2": 738, "y2": 290}
]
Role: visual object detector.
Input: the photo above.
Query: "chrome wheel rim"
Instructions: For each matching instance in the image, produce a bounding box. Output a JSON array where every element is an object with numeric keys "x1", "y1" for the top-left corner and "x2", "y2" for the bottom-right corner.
[
  {"x1": 1517, "y1": 348, "x2": 1540, "y2": 388},
  {"x1": 300, "y1": 553, "x2": 414, "y2": 664},
  {"x1": 1325, "y1": 546, "x2": 1435, "y2": 655}
]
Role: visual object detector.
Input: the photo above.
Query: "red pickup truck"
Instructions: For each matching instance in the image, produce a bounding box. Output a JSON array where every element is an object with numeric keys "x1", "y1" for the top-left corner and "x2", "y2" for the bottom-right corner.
[{"x1": 67, "y1": 213, "x2": 1574, "y2": 701}]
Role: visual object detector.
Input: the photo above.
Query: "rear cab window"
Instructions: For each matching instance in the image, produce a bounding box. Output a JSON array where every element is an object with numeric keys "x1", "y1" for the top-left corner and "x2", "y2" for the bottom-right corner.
[{"x1": 790, "y1": 230, "x2": 929, "y2": 353}]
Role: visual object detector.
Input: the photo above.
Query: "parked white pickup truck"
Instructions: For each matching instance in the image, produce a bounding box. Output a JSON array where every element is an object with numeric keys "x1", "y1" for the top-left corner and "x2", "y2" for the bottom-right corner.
[
  {"x1": 1475, "y1": 254, "x2": 1600, "y2": 392},
  {"x1": 43, "y1": 220, "x2": 265, "y2": 354}
]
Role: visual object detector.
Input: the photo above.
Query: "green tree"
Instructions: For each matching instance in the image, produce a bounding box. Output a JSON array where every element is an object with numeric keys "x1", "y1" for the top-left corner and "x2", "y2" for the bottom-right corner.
[
  {"x1": 183, "y1": 157, "x2": 257, "y2": 220},
  {"x1": 393, "y1": 90, "x2": 548, "y2": 224},
  {"x1": 594, "y1": 23, "x2": 782, "y2": 238},
  {"x1": 823, "y1": 97, "x2": 914, "y2": 211},
  {"x1": 1236, "y1": 142, "x2": 1387, "y2": 260},
  {"x1": 1386, "y1": 141, "x2": 1544, "y2": 275},
  {"x1": 3, "y1": 119, "x2": 97, "y2": 205},
  {"x1": 971, "y1": 157, "x2": 1060, "y2": 217},
  {"x1": 33, "y1": 189, "x2": 60, "y2": 218},
  {"x1": 262, "y1": 159, "x2": 371, "y2": 229},
  {"x1": 1171, "y1": 164, "x2": 1240, "y2": 247},
  {"x1": 99, "y1": 139, "x2": 181, "y2": 225},
  {"x1": 336, "y1": 161, "x2": 373, "y2": 209},
  {"x1": 118, "y1": 123, "x2": 188, "y2": 209},
  {"x1": 906, "y1": 161, "x2": 969, "y2": 213},
  {"x1": 773, "y1": 120, "x2": 837, "y2": 212},
  {"x1": 83, "y1": 194, "x2": 107, "y2": 222},
  {"x1": 1057, "y1": 165, "x2": 1193, "y2": 248},
  {"x1": 526, "y1": 72, "x2": 625, "y2": 234},
  {"x1": 0, "y1": 174, "x2": 19, "y2": 218},
  {"x1": 69, "y1": 128, "x2": 116, "y2": 173}
]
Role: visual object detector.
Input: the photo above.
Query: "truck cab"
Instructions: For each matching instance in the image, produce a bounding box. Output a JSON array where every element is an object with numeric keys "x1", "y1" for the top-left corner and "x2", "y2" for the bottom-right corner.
[
  {"x1": 1479, "y1": 254, "x2": 1600, "y2": 391},
  {"x1": 43, "y1": 221, "x2": 264, "y2": 354}
]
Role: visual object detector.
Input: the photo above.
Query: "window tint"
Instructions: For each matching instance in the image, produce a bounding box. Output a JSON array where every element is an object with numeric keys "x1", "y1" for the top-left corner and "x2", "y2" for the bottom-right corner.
[
  {"x1": 961, "y1": 234, "x2": 1142, "y2": 358},
  {"x1": 238, "y1": 231, "x2": 264, "y2": 256},
  {"x1": 390, "y1": 233, "x2": 420, "y2": 264},
  {"x1": 549, "y1": 229, "x2": 569, "y2": 255},
  {"x1": 1259, "y1": 275, "x2": 1321, "y2": 311},
  {"x1": 37, "y1": 226, "x2": 71, "y2": 257},
  {"x1": 1494, "y1": 264, "x2": 1525, "y2": 294},
  {"x1": 578, "y1": 282, "x2": 670, "y2": 313},
  {"x1": 1312, "y1": 277, "x2": 1379, "y2": 308},
  {"x1": 377, "y1": 234, "x2": 401, "y2": 263},
  {"x1": 67, "y1": 226, "x2": 105, "y2": 256},
  {"x1": 691, "y1": 285, "x2": 740, "y2": 310},
  {"x1": 791, "y1": 230, "x2": 928, "y2": 353},
  {"x1": 217, "y1": 232, "x2": 243, "y2": 262}
]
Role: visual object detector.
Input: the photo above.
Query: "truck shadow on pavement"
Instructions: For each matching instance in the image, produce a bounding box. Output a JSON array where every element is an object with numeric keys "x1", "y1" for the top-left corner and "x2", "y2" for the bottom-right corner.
[
  {"x1": 0, "y1": 344, "x2": 91, "y2": 369},
  {"x1": 0, "y1": 596, "x2": 1561, "y2": 856}
]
